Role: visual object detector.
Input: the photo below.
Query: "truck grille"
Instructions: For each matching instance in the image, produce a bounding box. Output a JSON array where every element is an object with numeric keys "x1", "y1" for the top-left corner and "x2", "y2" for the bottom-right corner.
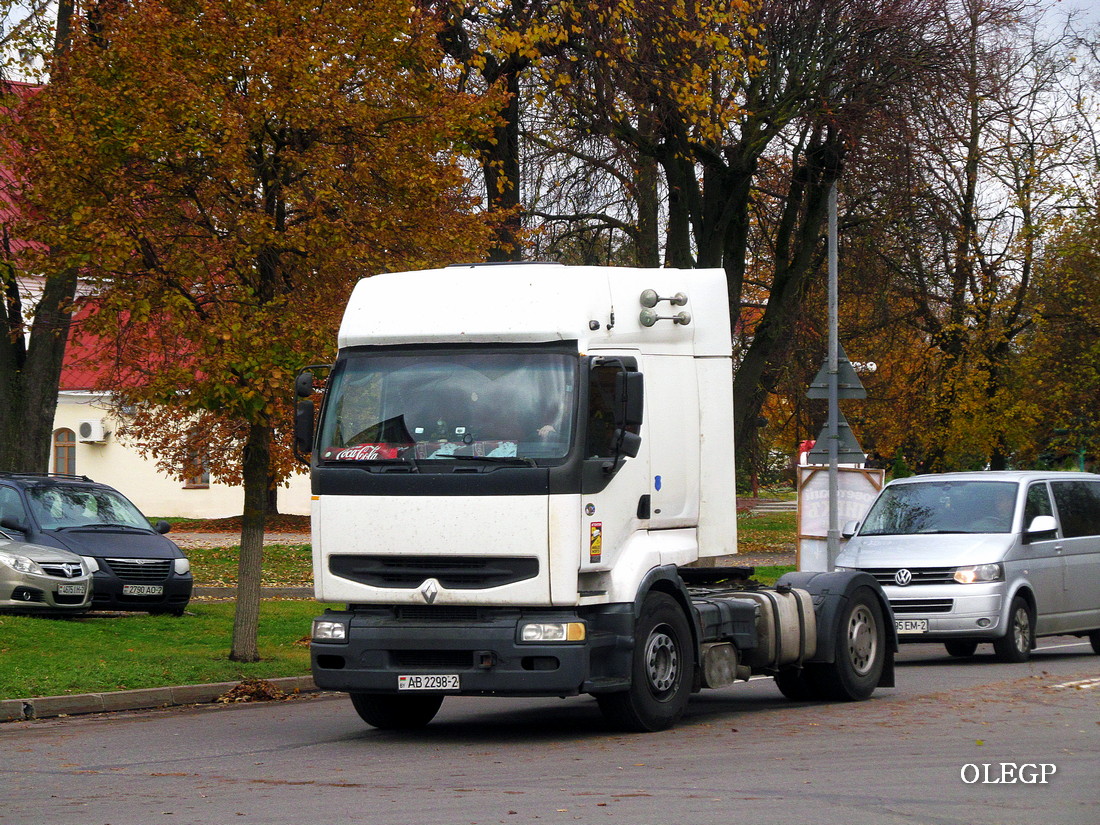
[
  {"x1": 103, "y1": 558, "x2": 172, "y2": 581},
  {"x1": 890, "y1": 598, "x2": 954, "y2": 614},
  {"x1": 330, "y1": 555, "x2": 538, "y2": 589},
  {"x1": 390, "y1": 650, "x2": 473, "y2": 669},
  {"x1": 862, "y1": 567, "x2": 957, "y2": 586}
]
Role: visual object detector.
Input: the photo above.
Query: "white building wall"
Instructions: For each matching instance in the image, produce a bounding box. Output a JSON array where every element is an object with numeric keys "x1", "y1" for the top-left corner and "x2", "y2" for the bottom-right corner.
[{"x1": 53, "y1": 392, "x2": 311, "y2": 519}]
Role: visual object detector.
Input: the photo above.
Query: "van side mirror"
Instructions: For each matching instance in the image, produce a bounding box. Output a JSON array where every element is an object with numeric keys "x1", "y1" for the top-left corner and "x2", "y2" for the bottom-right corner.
[
  {"x1": 154, "y1": 520, "x2": 172, "y2": 535},
  {"x1": 842, "y1": 520, "x2": 860, "y2": 539},
  {"x1": 1025, "y1": 515, "x2": 1057, "y2": 536},
  {"x1": 0, "y1": 516, "x2": 28, "y2": 535}
]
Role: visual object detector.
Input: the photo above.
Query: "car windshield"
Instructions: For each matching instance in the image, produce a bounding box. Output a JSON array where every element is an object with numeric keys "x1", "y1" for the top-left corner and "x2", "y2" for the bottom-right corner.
[
  {"x1": 26, "y1": 485, "x2": 152, "y2": 531},
  {"x1": 317, "y1": 350, "x2": 576, "y2": 462},
  {"x1": 860, "y1": 480, "x2": 1019, "y2": 536}
]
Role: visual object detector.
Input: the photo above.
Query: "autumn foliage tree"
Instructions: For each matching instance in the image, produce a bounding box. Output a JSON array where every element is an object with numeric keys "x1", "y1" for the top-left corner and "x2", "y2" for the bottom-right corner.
[{"x1": 12, "y1": 0, "x2": 500, "y2": 661}]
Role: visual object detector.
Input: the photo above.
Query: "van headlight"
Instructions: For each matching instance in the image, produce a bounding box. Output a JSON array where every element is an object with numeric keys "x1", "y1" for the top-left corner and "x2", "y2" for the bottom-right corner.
[
  {"x1": 81, "y1": 556, "x2": 100, "y2": 574},
  {"x1": 173, "y1": 557, "x2": 191, "y2": 575},
  {"x1": 954, "y1": 563, "x2": 1004, "y2": 584}
]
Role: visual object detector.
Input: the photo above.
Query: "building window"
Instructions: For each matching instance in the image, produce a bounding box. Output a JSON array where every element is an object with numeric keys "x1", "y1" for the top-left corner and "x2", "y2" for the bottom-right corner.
[
  {"x1": 53, "y1": 429, "x2": 76, "y2": 475},
  {"x1": 184, "y1": 454, "x2": 210, "y2": 489}
]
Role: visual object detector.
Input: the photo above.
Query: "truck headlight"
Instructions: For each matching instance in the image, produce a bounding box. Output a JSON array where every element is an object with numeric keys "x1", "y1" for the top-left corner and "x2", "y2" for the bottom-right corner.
[
  {"x1": 313, "y1": 619, "x2": 348, "y2": 641},
  {"x1": 954, "y1": 563, "x2": 1004, "y2": 584},
  {"x1": 520, "y1": 621, "x2": 586, "y2": 642}
]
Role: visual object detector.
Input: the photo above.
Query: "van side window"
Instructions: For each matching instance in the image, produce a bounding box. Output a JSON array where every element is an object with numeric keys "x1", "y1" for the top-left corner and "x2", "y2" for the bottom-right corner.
[
  {"x1": 0, "y1": 485, "x2": 27, "y2": 527},
  {"x1": 1024, "y1": 483, "x2": 1053, "y2": 526},
  {"x1": 1050, "y1": 481, "x2": 1100, "y2": 539}
]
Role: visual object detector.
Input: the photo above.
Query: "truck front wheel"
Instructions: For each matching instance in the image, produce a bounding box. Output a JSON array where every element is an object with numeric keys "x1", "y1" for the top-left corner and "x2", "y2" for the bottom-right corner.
[
  {"x1": 597, "y1": 592, "x2": 694, "y2": 732},
  {"x1": 349, "y1": 693, "x2": 444, "y2": 729},
  {"x1": 808, "y1": 586, "x2": 886, "y2": 701}
]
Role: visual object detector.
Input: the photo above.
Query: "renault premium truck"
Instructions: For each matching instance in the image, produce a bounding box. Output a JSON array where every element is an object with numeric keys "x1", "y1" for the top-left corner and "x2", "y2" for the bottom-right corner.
[{"x1": 296, "y1": 263, "x2": 895, "y2": 732}]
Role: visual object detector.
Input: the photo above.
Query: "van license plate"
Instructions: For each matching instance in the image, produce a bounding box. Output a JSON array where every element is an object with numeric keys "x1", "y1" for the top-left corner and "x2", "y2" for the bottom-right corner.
[
  {"x1": 896, "y1": 619, "x2": 928, "y2": 634},
  {"x1": 57, "y1": 584, "x2": 86, "y2": 596},
  {"x1": 398, "y1": 675, "x2": 460, "y2": 691},
  {"x1": 123, "y1": 584, "x2": 164, "y2": 596}
]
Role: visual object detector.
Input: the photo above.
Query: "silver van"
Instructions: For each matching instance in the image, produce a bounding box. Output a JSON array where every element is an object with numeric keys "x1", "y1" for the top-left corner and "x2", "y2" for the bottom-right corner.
[{"x1": 834, "y1": 471, "x2": 1100, "y2": 662}]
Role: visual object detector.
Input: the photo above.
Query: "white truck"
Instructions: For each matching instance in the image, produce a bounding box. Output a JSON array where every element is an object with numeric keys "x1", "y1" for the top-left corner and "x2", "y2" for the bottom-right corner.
[{"x1": 295, "y1": 263, "x2": 895, "y2": 732}]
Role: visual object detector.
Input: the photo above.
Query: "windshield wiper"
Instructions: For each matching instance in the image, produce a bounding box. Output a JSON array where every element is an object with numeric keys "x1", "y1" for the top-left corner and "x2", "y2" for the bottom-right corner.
[
  {"x1": 56, "y1": 523, "x2": 147, "y2": 532},
  {"x1": 435, "y1": 454, "x2": 537, "y2": 468}
]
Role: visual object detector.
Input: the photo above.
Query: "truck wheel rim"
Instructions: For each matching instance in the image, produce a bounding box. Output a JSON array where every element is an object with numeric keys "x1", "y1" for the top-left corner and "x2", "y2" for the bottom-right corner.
[
  {"x1": 848, "y1": 605, "x2": 877, "y2": 677},
  {"x1": 644, "y1": 627, "x2": 679, "y2": 697}
]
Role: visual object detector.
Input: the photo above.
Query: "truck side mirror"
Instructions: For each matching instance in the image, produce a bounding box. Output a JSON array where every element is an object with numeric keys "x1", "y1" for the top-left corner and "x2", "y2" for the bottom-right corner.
[
  {"x1": 615, "y1": 371, "x2": 644, "y2": 426},
  {"x1": 295, "y1": 370, "x2": 315, "y2": 399},
  {"x1": 617, "y1": 429, "x2": 642, "y2": 459},
  {"x1": 295, "y1": 400, "x2": 315, "y2": 458}
]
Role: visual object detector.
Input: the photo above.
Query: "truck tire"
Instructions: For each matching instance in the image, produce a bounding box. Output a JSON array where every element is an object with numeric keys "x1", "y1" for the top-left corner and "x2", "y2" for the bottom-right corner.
[
  {"x1": 808, "y1": 586, "x2": 886, "y2": 701},
  {"x1": 992, "y1": 596, "x2": 1033, "y2": 663},
  {"x1": 349, "y1": 693, "x2": 444, "y2": 729},
  {"x1": 597, "y1": 592, "x2": 694, "y2": 732},
  {"x1": 944, "y1": 640, "x2": 979, "y2": 658},
  {"x1": 774, "y1": 668, "x2": 820, "y2": 701}
]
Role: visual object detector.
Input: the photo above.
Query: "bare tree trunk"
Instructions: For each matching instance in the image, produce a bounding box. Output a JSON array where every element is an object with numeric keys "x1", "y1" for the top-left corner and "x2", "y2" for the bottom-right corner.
[{"x1": 230, "y1": 422, "x2": 270, "y2": 663}]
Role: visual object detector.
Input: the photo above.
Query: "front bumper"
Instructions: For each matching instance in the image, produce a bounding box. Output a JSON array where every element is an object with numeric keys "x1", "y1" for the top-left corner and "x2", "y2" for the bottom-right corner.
[
  {"x1": 90, "y1": 570, "x2": 193, "y2": 612},
  {"x1": 887, "y1": 584, "x2": 1005, "y2": 640},
  {"x1": 0, "y1": 571, "x2": 93, "y2": 612},
  {"x1": 311, "y1": 606, "x2": 632, "y2": 696}
]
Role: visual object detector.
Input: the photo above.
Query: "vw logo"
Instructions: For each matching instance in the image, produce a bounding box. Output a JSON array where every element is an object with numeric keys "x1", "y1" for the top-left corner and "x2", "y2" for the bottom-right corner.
[{"x1": 894, "y1": 568, "x2": 913, "y2": 587}]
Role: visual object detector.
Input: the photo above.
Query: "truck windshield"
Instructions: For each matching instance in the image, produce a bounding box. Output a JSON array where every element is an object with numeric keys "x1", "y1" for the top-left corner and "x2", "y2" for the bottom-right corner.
[
  {"x1": 317, "y1": 350, "x2": 575, "y2": 462},
  {"x1": 860, "y1": 480, "x2": 1019, "y2": 536}
]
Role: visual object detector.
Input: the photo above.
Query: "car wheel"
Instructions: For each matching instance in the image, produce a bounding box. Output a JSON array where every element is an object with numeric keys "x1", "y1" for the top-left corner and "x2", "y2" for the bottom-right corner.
[
  {"x1": 597, "y1": 592, "x2": 694, "y2": 732},
  {"x1": 944, "y1": 640, "x2": 979, "y2": 658},
  {"x1": 1088, "y1": 629, "x2": 1100, "y2": 656},
  {"x1": 992, "y1": 596, "x2": 1033, "y2": 663},
  {"x1": 349, "y1": 693, "x2": 444, "y2": 729}
]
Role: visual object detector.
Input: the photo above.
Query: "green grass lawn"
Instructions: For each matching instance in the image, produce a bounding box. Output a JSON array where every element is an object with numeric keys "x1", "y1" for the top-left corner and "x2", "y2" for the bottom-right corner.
[
  {"x1": 185, "y1": 543, "x2": 313, "y2": 587},
  {"x1": 0, "y1": 601, "x2": 318, "y2": 700}
]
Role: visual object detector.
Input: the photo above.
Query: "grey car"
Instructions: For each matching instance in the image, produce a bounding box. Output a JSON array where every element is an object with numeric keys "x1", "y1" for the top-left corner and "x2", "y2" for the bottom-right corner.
[{"x1": 0, "y1": 531, "x2": 94, "y2": 613}]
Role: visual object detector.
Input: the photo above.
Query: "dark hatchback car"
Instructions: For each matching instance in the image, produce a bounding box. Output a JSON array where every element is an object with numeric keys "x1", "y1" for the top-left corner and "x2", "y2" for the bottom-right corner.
[{"x1": 0, "y1": 473, "x2": 192, "y2": 615}]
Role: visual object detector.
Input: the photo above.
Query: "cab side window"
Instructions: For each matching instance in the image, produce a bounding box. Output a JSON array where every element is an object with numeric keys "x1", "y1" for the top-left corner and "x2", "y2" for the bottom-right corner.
[
  {"x1": 1050, "y1": 481, "x2": 1100, "y2": 539},
  {"x1": 1024, "y1": 483, "x2": 1053, "y2": 526}
]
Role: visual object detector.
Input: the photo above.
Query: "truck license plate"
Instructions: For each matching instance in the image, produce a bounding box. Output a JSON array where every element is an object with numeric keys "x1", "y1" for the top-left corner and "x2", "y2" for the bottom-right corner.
[
  {"x1": 122, "y1": 584, "x2": 164, "y2": 596},
  {"x1": 57, "y1": 584, "x2": 86, "y2": 596},
  {"x1": 398, "y1": 675, "x2": 460, "y2": 691},
  {"x1": 895, "y1": 619, "x2": 928, "y2": 634}
]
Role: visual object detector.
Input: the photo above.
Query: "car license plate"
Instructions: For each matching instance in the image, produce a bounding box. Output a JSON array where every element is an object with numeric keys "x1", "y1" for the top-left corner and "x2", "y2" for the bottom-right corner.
[
  {"x1": 57, "y1": 583, "x2": 86, "y2": 596},
  {"x1": 122, "y1": 584, "x2": 164, "y2": 596},
  {"x1": 398, "y1": 675, "x2": 460, "y2": 691},
  {"x1": 896, "y1": 619, "x2": 928, "y2": 634}
]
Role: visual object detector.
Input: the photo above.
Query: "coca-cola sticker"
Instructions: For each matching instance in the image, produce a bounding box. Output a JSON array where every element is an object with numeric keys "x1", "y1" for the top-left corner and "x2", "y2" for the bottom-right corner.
[{"x1": 323, "y1": 444, "x2": 401, "y2": 461}]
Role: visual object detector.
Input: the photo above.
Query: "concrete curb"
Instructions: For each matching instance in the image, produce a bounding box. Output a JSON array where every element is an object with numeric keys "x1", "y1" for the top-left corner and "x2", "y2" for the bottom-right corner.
[{"x1": 1, "y1": 675, "x2": 318, "y2": 724}]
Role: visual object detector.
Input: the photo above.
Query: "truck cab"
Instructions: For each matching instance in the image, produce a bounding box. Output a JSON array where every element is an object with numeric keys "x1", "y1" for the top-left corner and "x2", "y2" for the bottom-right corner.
[{"x1": 299, "y1": 263, "x2": 894, "y2": 731}]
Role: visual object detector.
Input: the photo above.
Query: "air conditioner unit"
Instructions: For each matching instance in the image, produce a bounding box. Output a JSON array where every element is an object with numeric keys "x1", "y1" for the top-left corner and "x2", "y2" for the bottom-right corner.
[{"x1": 78, "y1": 419, "x2": 107, "y2": 443}]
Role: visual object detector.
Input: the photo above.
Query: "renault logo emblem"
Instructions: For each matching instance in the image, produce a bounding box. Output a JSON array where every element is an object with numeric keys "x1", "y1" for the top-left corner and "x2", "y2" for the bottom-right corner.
[
  {"x1": 420, "y1": 580, "x2": 439, "y2": 604},
  {"x1": 894, "y1": 569, "x2": 913, "y2": 587}
]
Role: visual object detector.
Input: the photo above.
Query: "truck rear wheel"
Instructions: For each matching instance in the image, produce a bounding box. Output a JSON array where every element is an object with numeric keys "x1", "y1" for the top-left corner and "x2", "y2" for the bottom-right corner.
[
  {"x1": 349, "y1": 693, "x2": 444, "y2": 729},
  {"x1": 808, "y1": 586, "x2": 885, "y2": 701},
  {"x1": 597, "y1": 592, "x2": 694, "y2": 732}
]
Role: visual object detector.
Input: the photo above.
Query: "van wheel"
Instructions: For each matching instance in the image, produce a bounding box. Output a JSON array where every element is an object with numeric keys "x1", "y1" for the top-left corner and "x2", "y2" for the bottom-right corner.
[
  {"x1": 808, "y1": 586, "x2": 886, "y2": 701},
  {"x1": 944, "y1": 640, "x2": 978, "y2": 658},
  {"x1": 349, "y1": 693, "x2": 443, "y2": 729},
  {"x1": 597, "y1": 592, "x2": 694, "y2": 732},
  {"x1": 992, "y1": 596, "x2": 1033, "y2": 663},
  {"x1": 1088, "y1": 629, "x2": 1100, "y2": 655}
]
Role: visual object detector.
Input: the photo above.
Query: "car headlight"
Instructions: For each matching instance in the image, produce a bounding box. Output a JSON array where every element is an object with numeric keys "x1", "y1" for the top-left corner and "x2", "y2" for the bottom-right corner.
[
  {"x1": 954, "y1": 563, "x2": 1004, "y2": 584},
  {"x1": 519, "y1": 621, "x2": 586, "y2": 643},
  {"x1": 81, "y1": 556, "x2": 100, "y2": 574},
  {"x1": 312, "y1": 619, "x2": 347, "y2": 641},
  {"x1": 173, "y1": 557, "x2": 191, "y2": 575},
  {"x1": 0, "y1": 551, "x2": 44, "y2": 575}
]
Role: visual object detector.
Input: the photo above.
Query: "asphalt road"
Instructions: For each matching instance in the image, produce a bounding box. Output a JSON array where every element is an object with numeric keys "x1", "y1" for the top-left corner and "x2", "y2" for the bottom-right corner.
[{"x1": 2, "y1": 638, "x2": 1097, "y2": 825}]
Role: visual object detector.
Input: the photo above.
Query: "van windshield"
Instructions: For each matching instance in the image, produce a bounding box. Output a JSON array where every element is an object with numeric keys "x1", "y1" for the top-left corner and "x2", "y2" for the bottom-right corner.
[
  {"x1": 860, "y1": 481, "x2": 1019, "y2": 536},
  {"x1": 317, "y1": 350, "x2": 576, "y2": 462},
  {"x1": 27, "y1": 485, "x2": 151, "y2": 531}
]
